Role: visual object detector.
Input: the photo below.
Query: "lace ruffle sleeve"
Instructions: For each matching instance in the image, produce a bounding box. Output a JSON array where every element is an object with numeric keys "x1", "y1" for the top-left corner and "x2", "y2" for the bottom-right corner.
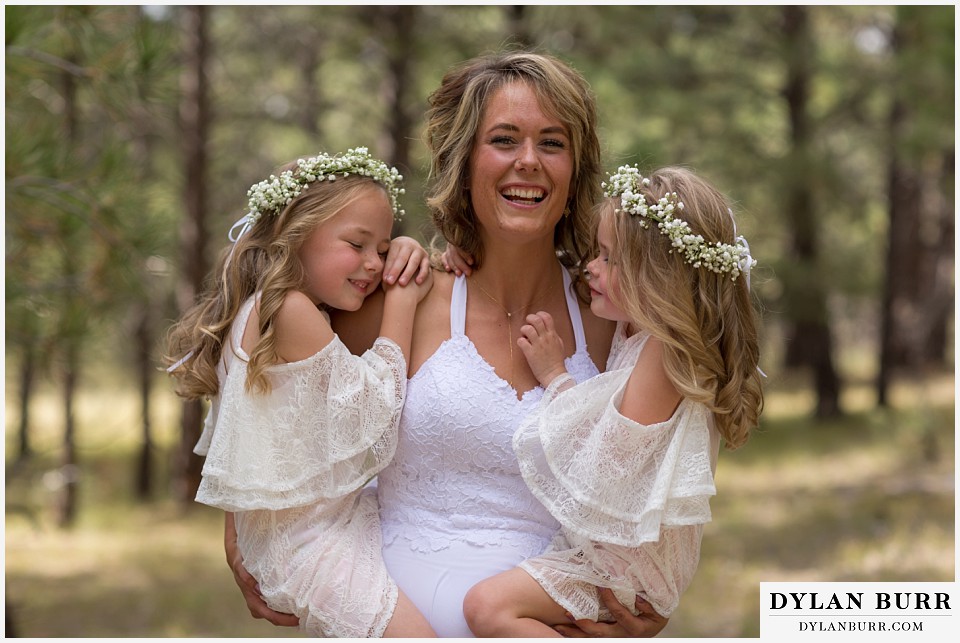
[
  {"x1": 539, "y1": 372, "x2": 576, "y2": 406},
  {"x1": 628, "y1": 523, "x2": 704, "y2": 617},
  {"x1": 513, "y1": 366, "x2": 716, "y2": 547},
  {"x1": 196, "y1": 337, "x2": 404, "y2": 512}
]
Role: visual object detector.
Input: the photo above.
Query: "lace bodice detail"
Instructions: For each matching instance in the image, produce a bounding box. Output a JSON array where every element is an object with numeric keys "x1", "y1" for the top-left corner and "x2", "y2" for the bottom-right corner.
[
  {"x1": 195, "y1": 296, "x2": 404, "y2": 512},
  {"x1": 377, "y1": 269, "x2": 600, "y2": 555}
]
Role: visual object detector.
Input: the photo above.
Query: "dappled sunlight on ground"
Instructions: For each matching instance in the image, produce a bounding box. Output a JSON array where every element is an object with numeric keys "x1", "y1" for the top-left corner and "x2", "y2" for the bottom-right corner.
[{"x1": 5, "y1": 500, "x2": 303, "y2": 637}]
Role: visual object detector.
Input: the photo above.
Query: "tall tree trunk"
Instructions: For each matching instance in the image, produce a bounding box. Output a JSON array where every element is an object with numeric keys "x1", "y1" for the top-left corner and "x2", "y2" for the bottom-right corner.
[
  {"x1": 135, "y1": 310, "x2": 154, "y2": 499},
  {"x1": 780, "y1": 5, "x2": 841, "y2": 417},
  {"x1": 16, "y1": 339, "x2": 36, "y2": 464},
  {"x1": 131, "y1": 6, "x2": 159, "y2": 501},
  {"x1": 56, "y1": 41, "x2": 82, "y2": 527},
  {"x1": 922, "y1": 148, "x2": 954, "y2": 362},
  {"x1": 296, "y1": 33, "x2": 321, "y2": 140},
  {"x1": 911, "y1": 147, "x2": 954, "y2": 366},
  {"x1": 374, "y1": 5, "x2": 417, "y2": 236},
  {"x1": 57, "y1": 343, "x2": 80, "y2": 528},
  {"x1": 174, "y1": 5, "x2": 211, "y2": 506},
  {"x1": 876, "y1": 11, "x2": 954, "y2": 405},
  {"x1": 877, "y1": 13, "x2": 920, "y2": 405}
]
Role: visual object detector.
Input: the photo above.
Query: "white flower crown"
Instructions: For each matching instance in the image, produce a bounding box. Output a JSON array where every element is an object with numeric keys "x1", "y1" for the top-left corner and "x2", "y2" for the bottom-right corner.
[
  {"x1": 245, "y1": 147, "x2": 405, "y2": 225},
  {"x1": 602, "y1": 165, "x2": 756, "y2": 281}
]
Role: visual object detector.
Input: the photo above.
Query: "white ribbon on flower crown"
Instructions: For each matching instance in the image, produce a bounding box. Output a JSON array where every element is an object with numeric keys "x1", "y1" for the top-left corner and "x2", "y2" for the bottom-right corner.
[
  {"x1": 223, "y1": 211, "x2": 258, "y2": 273},
  {"x1": 228, "y1": 213, "x2": 256, "y2": 243}
]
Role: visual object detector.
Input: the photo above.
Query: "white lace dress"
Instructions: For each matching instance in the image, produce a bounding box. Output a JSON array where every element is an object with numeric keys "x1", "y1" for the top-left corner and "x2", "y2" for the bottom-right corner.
[
  {"x1": 376, "y1": 268, "x2": 600, "y2": 637},
  {"x1": 194, "y1": 296, "x2": 403, "y2": 638},
  {"x1": 514, "y1": 322, "x2": 721, "y2": 620}
]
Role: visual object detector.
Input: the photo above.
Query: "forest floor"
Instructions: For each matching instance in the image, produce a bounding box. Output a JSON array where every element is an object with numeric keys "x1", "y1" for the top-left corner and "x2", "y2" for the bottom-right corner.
[{"x1": 4, "y1": 366, "x2": 955, "y2": 638}]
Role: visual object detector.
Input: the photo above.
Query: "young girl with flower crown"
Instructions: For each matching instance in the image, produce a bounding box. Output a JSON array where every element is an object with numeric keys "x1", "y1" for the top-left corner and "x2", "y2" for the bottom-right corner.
[
  {"x1": 165, "y1": 148, "x2": 436, "y2": 638},
  {"x1": 460, "y1": 165, "x2": 764, "y2": 636}
]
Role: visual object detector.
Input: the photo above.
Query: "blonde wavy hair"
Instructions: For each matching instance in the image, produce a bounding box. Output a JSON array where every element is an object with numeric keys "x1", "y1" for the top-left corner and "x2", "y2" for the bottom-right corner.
[
  {"x1": 164, "y1": 167, "x2": 389, "y2": 400},
  {"x1": 603, "y1": 166, "x2": 764, "y2": 449},
  {"x1": 424, "y1": 50, "x2": 602, "y2": 292}
]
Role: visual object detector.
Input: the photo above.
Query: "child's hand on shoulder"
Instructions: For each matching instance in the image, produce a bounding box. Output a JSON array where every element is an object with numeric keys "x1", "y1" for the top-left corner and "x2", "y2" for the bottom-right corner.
[
  {"x1": 383, "y1": 236, "x2": 431, "y2": 287},
  {"x1": 440, "y1": 242, "x2": 474, "y2": 277},
  {"x1": 517, "y1": 311, "x2": 568, "y2": 387},
  {"x1": 382, "y1": 237, "x2": 433, "y2": 304},
  {"x1": 404, "y1": 265, "x2": 433, "y2": 303}
]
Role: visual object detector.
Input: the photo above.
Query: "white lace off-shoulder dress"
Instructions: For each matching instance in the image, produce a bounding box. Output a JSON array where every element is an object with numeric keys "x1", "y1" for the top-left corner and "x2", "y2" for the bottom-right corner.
[
  {"x1": 514, "y1": 322, "x2": 721, "y2": 620},
  {"x1": 194, "y1": 295, "x2": 403, "y2": 638}
]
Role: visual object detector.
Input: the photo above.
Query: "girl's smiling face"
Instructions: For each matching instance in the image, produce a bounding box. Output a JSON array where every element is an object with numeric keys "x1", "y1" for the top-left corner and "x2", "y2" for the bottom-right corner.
[
  {"x1": 297, "y1": 185, "x2": 393, "y2": 311},
  {"x1": 585, "y1": 212, "x2": 631, "y2": 323},
  {"x1": 467, "y1": 81, "x2": 574, "y2": 247}
]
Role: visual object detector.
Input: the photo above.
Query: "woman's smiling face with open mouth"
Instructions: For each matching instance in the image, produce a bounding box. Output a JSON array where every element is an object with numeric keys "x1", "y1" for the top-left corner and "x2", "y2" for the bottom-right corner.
[{"x1": 468, "y1": 81, "x2": 574, "y2": 245}]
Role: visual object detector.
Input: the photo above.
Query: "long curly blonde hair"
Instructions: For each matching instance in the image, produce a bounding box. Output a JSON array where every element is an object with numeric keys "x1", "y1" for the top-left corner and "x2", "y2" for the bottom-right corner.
[
  {"x1": 604, "y1": 166, "x2": 764, "y2": 449},
  {"x1": 164, "y1": 167, "x2": 388, "y2": 400}
]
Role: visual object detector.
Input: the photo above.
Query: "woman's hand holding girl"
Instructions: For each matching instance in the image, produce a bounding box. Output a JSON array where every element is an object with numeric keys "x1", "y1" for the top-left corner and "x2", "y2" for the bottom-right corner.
[
  {"x1": 224, "y1": 513, "x2": 299, "y2": 627},
  {"x1": 552, "y1": 591, "x2": 668, "y2": 638}
]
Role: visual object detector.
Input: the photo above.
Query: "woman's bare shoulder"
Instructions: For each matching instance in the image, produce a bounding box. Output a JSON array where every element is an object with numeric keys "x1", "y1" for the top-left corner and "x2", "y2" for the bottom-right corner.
[
  {"x1": 422, "y1": 269, "x2": 455, "y2": 312},
  {"x1": 413, "y1": 269, "x2": 454, "y2": 339},
  {"x1": 409, "y1": 269, "x2": 455, "y2": 375}
]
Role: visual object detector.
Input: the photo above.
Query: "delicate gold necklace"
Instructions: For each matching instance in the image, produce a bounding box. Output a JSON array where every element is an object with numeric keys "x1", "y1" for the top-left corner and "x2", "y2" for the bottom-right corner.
[{"x1": 474, "y1": 280, "x2": 555, "y2": 389}]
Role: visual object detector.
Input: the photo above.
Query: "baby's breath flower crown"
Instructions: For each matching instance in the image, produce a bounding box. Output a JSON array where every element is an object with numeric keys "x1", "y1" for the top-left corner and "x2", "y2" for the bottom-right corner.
[
  {"x1": 245, "y1": 147, "x2": 405, "y2": 224},
  {"x1": 602, "y1": 165, "x2": 756, "y2": 281}
]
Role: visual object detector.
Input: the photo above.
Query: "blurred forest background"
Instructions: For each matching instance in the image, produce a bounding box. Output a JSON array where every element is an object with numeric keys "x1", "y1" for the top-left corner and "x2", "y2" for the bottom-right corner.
[{"x1": 4, "y1": 4, "x2": 955, "y2": 638}]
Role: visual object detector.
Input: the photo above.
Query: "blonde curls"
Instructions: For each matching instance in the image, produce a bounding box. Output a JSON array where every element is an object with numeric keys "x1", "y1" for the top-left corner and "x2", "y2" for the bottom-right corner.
[
  {"x1": 164, "y1": 168, "x2": 388, "y2": 399},
  {"x1": 604, "y1": 167, "x2": 764, "y2": 449}
]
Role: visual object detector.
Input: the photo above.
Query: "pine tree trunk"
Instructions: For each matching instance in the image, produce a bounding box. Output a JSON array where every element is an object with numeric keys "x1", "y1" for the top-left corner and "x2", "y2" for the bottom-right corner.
[
  {"x1": 373, "y1": 5, "x2": 417, "y2": 236},
  {"x1": 781, "y1": 5, "x2": 841, "y2": 417},
  {"x1": 57, "y1": 345, "x2": 80, "y2": 528},
  {"x1": 56, "y1": 35, "x2": 82, "y2": 527},
  {"x1": 923, "y1": 148, "x2": 955, "y2": 363},
  {"x1": 135, "y1": 309, "x2": 154, "y2": 499},
  {"x1": 877, "y1": 90, "x2": 914, "y2": 406},
  {"x1": 876, "y1": 11, "x2": 954, "y2": 405},
  {"x1": 16, "y1": 340, "x2": 36, "y2": 464},
  {"x1": 132, "y1": 5, "x2": 159, "y2": 501},
  {"x1": 296, "y1": 35, "x2": 321, "y2": 139},
  {"x1": 174, "y1": 5, "x2": 212, "y2": 506}
]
